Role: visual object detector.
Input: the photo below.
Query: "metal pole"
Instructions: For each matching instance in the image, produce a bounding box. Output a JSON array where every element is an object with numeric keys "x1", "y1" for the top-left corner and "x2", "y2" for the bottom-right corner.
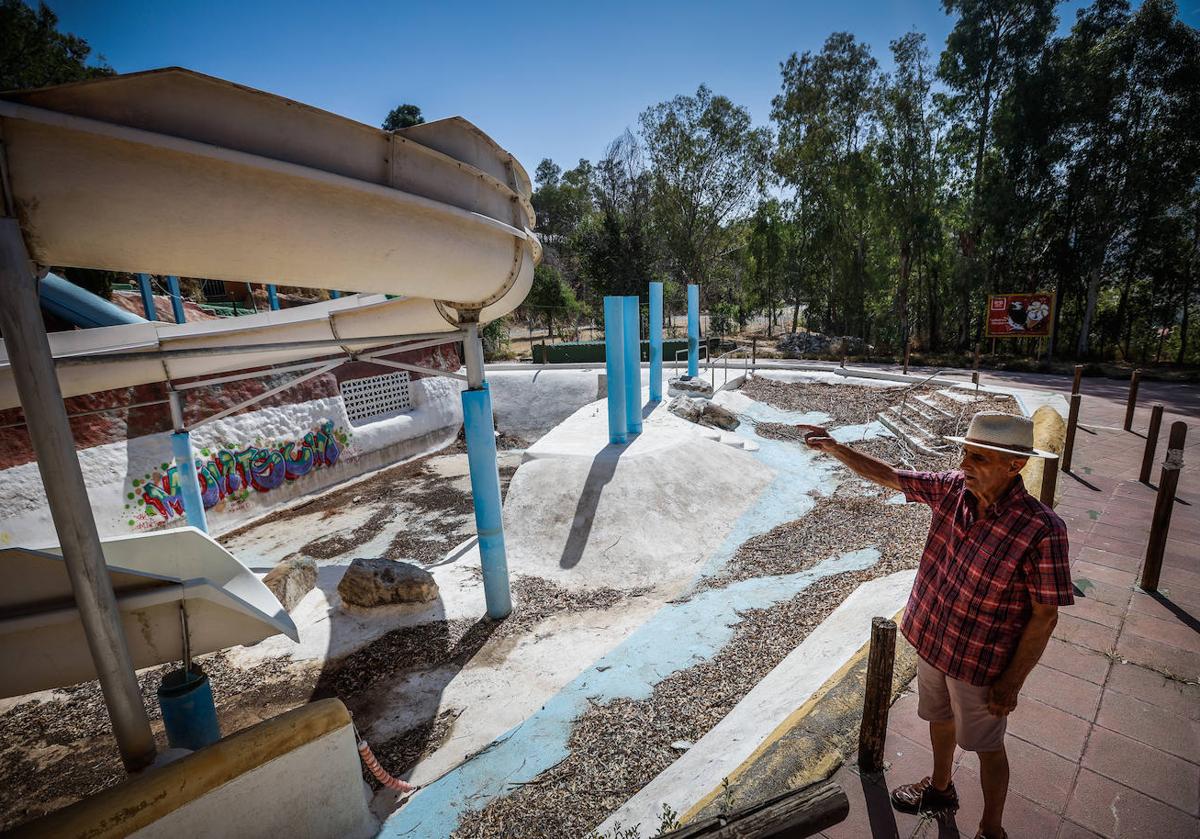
[
  {"x1": 603, "y1": 296, "x2": 627, "y2": 444},
  {"x1": 460, "y1": 321, "x2": 511, "y2": 619},
  {"x1": 266, "y1": 283, "x2": 279, "y2": 311},
  {"x1": 0, "y1": 220, "x2": 155, "y2": 771},
  {"x1": 136, "y1": 273, "x2": 157, "y2": 320},
  {"x1": 623, "y1": 296, "x2": 642, "y2": 434},
  {"x1": 857, "y1": 617, "x2": 896, "y2": 772},
  {"x1": 1124, "y1": 369, "x2": 1141, "y2": 432},
  {"x1": 1139, "y1": 404, "x2": 1164, "y2": 484},
  {"x1": 168, "y1": 391, "x2": 209, "y2": 533},
  {"x1": 687, "y1": 284, "x2": 700, "y2": 378},
  {"x1": 649, "y1": 282, "x2": 663, "y2": 402},
  {"x1": 1140, "y1": 421, "x2": 1187, "y2": 593},
  {"x1": 1062, "y1": 392, "x2": 1082, "y2": 473},
  {"x1": 166, "y1": 274, "x2": 186, "y2": 324}
]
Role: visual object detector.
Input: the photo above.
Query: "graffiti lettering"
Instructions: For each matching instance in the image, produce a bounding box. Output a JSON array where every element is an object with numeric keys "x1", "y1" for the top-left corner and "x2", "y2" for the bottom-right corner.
[{"x1": 142, "y1": 421, "x2": 342, "y2": 519}]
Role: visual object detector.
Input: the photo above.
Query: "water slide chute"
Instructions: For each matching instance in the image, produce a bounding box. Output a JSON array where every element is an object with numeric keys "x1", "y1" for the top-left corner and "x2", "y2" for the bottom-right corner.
[
  {"x1": 0, "y1": 528, "x2": 299, "y2": 699},
  {"x1": 0, "y1": 67, "x2": 540, "y2": 409}
]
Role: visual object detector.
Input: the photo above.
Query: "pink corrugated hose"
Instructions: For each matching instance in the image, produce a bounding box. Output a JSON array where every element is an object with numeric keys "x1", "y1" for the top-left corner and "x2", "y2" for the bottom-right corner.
[{"x1": 357, "y1": 738, "x2": 418, "y2": 794}]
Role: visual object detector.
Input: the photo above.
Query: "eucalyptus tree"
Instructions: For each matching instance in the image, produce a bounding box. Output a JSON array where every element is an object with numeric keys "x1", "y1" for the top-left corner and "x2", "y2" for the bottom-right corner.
[
  {"x1": 773, "y1": 32, "x2": 880, "y2": 337},
  {"x1": 639, "y1": 85, "x2": 772, "y2": 298}
]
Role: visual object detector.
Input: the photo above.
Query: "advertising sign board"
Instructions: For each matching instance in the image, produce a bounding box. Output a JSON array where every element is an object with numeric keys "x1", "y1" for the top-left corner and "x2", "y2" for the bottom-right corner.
[{"x1": 985, "y1": 293, "x2": 1054, "y2": 338}]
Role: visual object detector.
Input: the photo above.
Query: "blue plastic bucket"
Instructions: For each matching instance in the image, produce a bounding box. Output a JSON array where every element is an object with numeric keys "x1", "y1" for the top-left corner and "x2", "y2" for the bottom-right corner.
[{"x1": 157, "y1": 666, "x2": 220, "y2": 751}]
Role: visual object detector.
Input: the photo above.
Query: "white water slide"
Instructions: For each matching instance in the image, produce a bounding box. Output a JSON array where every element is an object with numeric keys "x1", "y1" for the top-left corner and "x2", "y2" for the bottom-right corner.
[{"x1": 0, "y1": 67, "x2": 540, "y2": 410}]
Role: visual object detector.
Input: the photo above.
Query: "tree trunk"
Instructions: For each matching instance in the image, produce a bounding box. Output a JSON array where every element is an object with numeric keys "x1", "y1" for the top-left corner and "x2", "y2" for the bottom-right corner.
[{"x1": 1076, "y1": 267, "x2": 1101, "y2": 358}]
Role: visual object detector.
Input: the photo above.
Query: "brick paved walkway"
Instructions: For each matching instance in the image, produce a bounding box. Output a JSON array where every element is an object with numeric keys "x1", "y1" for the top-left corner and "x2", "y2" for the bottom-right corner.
[{"x1": 821, "y1": 371, "x2": 1199, "y2": 839}]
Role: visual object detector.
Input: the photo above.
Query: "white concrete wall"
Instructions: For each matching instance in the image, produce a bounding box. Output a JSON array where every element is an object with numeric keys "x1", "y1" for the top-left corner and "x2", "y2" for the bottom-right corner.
[
  {"x1": 0, "y1": 376, "x2": 462, "y2": 548},
  {"x1": 130, "y1": 724, "x2": 378, "y2": 839}
]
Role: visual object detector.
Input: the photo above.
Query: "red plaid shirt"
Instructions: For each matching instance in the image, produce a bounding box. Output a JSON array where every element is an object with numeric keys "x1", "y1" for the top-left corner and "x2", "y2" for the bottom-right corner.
[{"x1": 898, "y1": 470, "x2": 1073, "y2": 686}]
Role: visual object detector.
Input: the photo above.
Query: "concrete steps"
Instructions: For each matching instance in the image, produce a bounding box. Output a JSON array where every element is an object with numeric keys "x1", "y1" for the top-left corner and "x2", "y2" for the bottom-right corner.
[{"x1": 876, "y1": 407, "x2": 953, "y2": 457}]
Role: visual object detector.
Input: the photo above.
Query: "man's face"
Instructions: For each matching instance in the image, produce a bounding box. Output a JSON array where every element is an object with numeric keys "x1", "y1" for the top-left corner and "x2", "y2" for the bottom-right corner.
[{"x1": 960, "y1": 445, "x2": 1027, "y2": 498}]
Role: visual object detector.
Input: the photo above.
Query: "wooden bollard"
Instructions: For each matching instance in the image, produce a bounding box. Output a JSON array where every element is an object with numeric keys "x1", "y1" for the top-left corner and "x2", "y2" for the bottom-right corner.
[
  {"x1": 1124, "y1": 369, "x2": 1141, "y2": 431},
  {"x1": 751, "y1": 336, "x2": 757, "y2": 370},
  {"x1": 1071, "y1": 364, "x2": 1083, "y2": 396},
  {"x1": 973, "y1": 342, "x2": 981, "y2": 372},
  {"x1": 1062, "y1": 392, "x2": 1082, "y2": 473},
  {"x1": 1040, "y1": 455, "x2": 1059, "y2": 507},
  {"x1": 1139, "y1": 404, "x2": 1164, "y2": 484},
  {"x1": 903, "y1": 343, "x2": 910, "y2": 376},
  {"x1": 858, "y1": 617, "x2": 896, "y2": 773},
  {"x1": 1141, "y1": 421, "x2": 1187, "y2": 593}
]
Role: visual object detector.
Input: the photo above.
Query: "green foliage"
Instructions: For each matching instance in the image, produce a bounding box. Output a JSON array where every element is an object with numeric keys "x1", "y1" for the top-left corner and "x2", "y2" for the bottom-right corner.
[
  {"x1": 382, "y1": 103, "x2": 424, "y2": 131},
  {"x1": 0, "y1": 0, "x2": 113, "y2": 90}
]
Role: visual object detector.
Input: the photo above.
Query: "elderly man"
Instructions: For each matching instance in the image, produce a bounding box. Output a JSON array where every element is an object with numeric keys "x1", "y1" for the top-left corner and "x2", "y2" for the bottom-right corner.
[{"x1": 801, "y1": 411, "x2": 1072, "y2": 839}]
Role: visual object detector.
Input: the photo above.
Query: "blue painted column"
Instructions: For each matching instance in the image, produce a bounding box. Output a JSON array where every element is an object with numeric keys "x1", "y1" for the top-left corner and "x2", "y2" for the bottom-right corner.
[
  {"x1": 169, "y1": 432, "x2": 208, "y2": 533},
  {"x1": 649, "y1": 282, "x2": 663, "y2": 402},
  {"x1": 603, "y1": 296, "x2": 627, "y2": 444},
  {"x1": 136, "y1": 273, "x2": 157, "y2": 320},
  {"x1": 167, "y1": 392, "x2": 207, "y2": 533},
  {"x1": 687, "y1": 283, "x2": 700, "y2": 378},
  {"x1": 623, "y1": 296, "x2": 642, "y2": 434},
  {"x1": 330, "y1": 290, "x2": 342, "y2": 299},
  {"x1": 266, "y1": 284, "x2": 279, "y2": 310},
  {"x1": 461, "y1": 323, "x2": 511, "y2": 620},
  {"x1": 166, "y1": 275, "x2": 186, "y2": 323}
]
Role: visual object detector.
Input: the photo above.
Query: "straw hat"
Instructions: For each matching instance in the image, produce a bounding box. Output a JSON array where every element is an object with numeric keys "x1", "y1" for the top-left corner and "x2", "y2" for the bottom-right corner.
[{"x1": 946, "y1": 411, "x2": 1057, "y2": 460}]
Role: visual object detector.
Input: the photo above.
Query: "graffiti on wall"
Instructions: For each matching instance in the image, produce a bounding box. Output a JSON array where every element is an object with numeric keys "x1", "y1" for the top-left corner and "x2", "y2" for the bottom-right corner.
[{"x1": 131, "y1": 421, "x2": 348, "y2": 523}]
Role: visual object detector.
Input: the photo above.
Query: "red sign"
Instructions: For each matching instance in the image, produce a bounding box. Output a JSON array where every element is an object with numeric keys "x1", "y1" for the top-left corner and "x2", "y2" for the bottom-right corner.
[{"x1": 985, "y1": 293, "x2": 1054, "y2": 338}]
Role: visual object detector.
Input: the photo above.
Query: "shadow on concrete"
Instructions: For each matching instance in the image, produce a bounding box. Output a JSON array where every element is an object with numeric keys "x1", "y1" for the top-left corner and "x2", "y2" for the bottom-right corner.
[
  {"x1": 559, "y1": 443, "x2": 626, "y2": 569},
  {"x1": 857, "y1": 773, "x2": 958, "y2": 839},
  {"x1": 1064, "y1": 470, "x2": 1103, "y2": 492},
  {"x1": 1145, "y1": 590, "x2": 1200, "y2": 635}
]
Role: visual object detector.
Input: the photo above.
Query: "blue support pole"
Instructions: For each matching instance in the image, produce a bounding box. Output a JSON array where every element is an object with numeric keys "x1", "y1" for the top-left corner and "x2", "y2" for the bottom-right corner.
[
  {"x1": 166, "y1": 275, "x2": 186, "y2": 324},
  {"x1": 169, "y1": 431, "x2": 208, "y2": 533},
  {"x1": 649, "y1": 282, "x2": 663, "y2": 402},
  {"x1": 462, "y1": 382, "x2": 512, "y2": 619},
  {"x1": 687, "y1": 283, "x2": 700, "y2": 378},
  {"x1": 330, "y1": 290, "x2": 341, "y2": 299},
  {"x1": 623, "y1": 295, "x2": 642, "y2": 434},
  {"x1": 136, "y1": 273, "x2": 157, "y2": 321},
  {"x1": 603, "y1": 296, "x2": 627, "y2": 444},
  {"x1": 267, "y1": 284, "x2": 280, "y2": 311}
]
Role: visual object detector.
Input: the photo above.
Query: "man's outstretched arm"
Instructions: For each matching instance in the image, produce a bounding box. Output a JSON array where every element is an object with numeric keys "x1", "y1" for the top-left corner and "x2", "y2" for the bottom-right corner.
[{"x1": 798, "y1": 424, "x2": 902, "y2": 491}]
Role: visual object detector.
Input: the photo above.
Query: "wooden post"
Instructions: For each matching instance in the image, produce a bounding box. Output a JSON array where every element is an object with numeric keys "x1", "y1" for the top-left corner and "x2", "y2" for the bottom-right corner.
[
  {"x1": 841, "y1": 352, "x2": 846, "y2": 369},
  {"x1": 752, "y1": 336, "x2": 758, "y2": 371},
  {"x1": 1139, "y1": 405, "x2": 1164, "y2": 484},
  {"x1": 1124, "y1": 369, "x2": 1141, "y2": 431},
  {"x1": 973, "y1": 342, "x2": 981, "y2": 372},
  {"x1": 1040, "y1": 455, "x2": 1059, "y2": 507},
  {"x1": 658, "y1": 780, "x2": 849, "y2": 838},
  {"x1": 903, "y1": 343, "x2": 910, "y2": 376},
  {"x1": 1071, "y1": 364, "x2": 1083, "y2": 396},
  {"x1": 857, "y1": 617, "x2": 896, "y2": 773},
  {"x1": 1140, "y1": 421, "x2": 1187, "y2": 593},
  {"x1": 1062, "y1": 393, "x2": 1082, "y2": 473}
]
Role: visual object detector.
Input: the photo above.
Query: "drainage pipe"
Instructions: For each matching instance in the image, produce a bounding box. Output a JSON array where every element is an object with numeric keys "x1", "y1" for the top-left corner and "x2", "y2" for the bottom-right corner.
[
  {"x1": 649, "y1": 282, "x2": 663, "y2": 402},
  {"x1": 168, "y1": 391, "x2": 209, "y2": 533},
  {"x1": 461, "y1": 322, "x2": 512, "y2": 619},
  {"x1": 603, "y1": 296, "x2": 627, "y2": 444},
  {"x1": 623, "y1": 295, "x2": 642, "y2": 434},
  {"x1": 0, "y1": 219, "x2": 155, "y2": 771},
  {"x1": 687, "y1": 283, "x2": 699, "y2": 378}
]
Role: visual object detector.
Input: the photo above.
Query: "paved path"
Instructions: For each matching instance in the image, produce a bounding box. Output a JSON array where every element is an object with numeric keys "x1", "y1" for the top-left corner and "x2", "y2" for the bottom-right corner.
[{"x1": 821, "y1": 369, "x2": 1199, "y2": 839}]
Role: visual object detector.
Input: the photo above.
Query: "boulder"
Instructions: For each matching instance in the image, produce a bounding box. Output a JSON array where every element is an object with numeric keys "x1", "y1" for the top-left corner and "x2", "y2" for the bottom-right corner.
[
  {"x1": 668, "y1": 395, "x2": 740, "y2": 431},
  {"x1": 337, "y1": 557, "x2": 439, "y2": 608},
  {"x1": 668, "y1": 375, "x2": 714, "y2": 398},
  {"x1": 777, "y1": 331, "x2": 873, "y2": 358},
  {"x1": 262, "y1": 555, "x2": 317, "y2": 612}
]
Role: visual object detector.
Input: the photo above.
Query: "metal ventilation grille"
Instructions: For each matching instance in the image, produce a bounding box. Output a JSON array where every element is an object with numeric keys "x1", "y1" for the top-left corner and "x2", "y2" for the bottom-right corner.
[{"x1": 340, "y1": 371, "x2": 413, "y2": 425}]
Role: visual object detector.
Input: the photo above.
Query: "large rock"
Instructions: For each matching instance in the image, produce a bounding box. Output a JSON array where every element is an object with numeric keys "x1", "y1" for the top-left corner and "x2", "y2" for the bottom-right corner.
[
  {"x1": 777, "y1": 331, "x2": 872, "y2": 358},
  {"x1": 668, "y1": 395, "x2": 740, "y2": 431},
  {"x1": 668, "y1": 376, "x2": 714, "y2": 398},
  {"x1": 262, "y1": 555, "x2": 317, "y2": 612},
  {"x1": 338, "y1": 557, "x2": 439, "y2": 608}
]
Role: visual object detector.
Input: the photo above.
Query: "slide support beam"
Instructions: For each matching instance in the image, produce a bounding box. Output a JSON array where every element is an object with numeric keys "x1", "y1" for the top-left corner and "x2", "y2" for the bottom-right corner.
[
  {"x1": 267, "y1": 283, "x2": 279, "y2": 311},
  {"x1": 168, "y1": 391, "x2": 209, "y2": 533},
  {"x1": 166, "y1": 274, "x2": 186, "y2": 323},
  {"x1": 649, "y1": 282, "x2": 663, "y2": 402},
  {"x1": 136, "y1": 273, "x2": 157, "y2": 320},
  {"x1": 687, "y1": 283, "x2": 699, "y2": 378},
  {"x1": 623, "y1": 295, "x2": 642, "y2": 434},
  {"x1": 603, "y1": 296, "x2": 627, "y2": 444}
]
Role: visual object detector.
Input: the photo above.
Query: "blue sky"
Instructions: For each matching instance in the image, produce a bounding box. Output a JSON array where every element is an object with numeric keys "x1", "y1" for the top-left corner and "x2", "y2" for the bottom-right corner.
[{"x1": 45, "y1": 0, "x2": 1197, "y2": 181}]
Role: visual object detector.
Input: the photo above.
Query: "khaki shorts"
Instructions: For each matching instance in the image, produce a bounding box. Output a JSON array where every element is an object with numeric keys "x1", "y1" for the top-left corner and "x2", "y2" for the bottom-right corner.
[{"x1": 916, "y1": 657, "x2": 1007, "y2": 753}]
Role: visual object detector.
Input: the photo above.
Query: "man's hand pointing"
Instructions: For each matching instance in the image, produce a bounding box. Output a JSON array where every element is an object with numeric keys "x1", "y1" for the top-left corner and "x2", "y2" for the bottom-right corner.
[{"x1": 798, "y1": 424, "x2": 838, "y2": 453}]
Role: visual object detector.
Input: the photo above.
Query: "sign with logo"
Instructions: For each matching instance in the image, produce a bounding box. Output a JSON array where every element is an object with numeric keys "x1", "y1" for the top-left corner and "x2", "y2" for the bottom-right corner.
[{"x1": 985, "y1": 293, "x2": 1054, "y2": 338}]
